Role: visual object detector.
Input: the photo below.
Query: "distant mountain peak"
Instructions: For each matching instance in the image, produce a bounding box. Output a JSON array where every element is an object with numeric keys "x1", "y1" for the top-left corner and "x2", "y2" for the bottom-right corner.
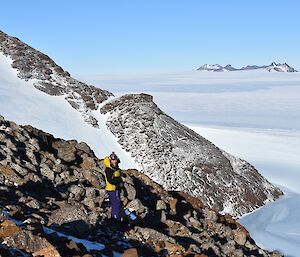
[{"x1": 197, "y1": 62, "x2": 298, "y2": 72}]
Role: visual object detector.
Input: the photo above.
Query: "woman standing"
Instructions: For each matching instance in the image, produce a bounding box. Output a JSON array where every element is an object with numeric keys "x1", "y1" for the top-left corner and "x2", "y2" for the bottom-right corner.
[{"x1": 103, "y1": 152, "x2": 123, "y2": 221}]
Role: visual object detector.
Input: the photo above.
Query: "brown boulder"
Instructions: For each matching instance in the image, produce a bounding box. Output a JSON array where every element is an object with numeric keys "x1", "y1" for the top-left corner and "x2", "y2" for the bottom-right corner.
[
  {"x1": 52, "y1": 140, "x2": 77, "y2": 163},
  {"x1": 0, "y1": 163, "x2": 16, "y2": 176},
  {"x1": 121, "y1": 248, "x2": 139, "y2": 257},
  {"x1": 80, "y1": 155, "x2": 97, "y2": 170},
  {"x1": 32, "y1": 246, "x2": 61, "y2": 257},
  {"x1": 66, "y1": 240, "x2": 80, "y2": 252},
  {"x1": 164, "y1": 241, "x2": 185, "y2": 254},
  {"x1": 233, "y1": 228, "x2": 247, "y2": 246},
  {"x1": 0, "y1": 219, "x2": 21, "y2": 238},
  {"x1": 178, "y1": 192, "x2": 205, "y2": 210},
  {"x1": 47, "y1": 203, "x2": 92, "y2": 237}
]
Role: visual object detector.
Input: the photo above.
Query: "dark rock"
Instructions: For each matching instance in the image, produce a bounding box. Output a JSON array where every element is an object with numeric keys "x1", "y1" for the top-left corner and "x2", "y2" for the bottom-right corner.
[
  {"x1": 76, "y1": 142, "x2": 94, "y2": 155},
  {"x1": 47, "y1": 203, "x2": 92, "y2": 237},
  {"x1": 82, "y1": 168, "x2": 105, "y2": 189},
  {"x1": 48, "y1": 203, "x2": 88, "y2": 225},
  {"x1": 4, "y1": 229, "x2": 59, "y2": 254},
  {"x1": 52, "y1": 140, "x2": 77, "y2": 163}
]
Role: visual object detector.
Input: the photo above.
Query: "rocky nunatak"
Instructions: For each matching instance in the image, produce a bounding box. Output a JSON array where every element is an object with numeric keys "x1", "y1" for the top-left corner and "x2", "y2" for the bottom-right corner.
[
  {"x1": 100, "y1": 93, "x2": 283, "y2": 217},
  {"x1": 0, "y1": 115, "x2": 282, "y2": 257}
]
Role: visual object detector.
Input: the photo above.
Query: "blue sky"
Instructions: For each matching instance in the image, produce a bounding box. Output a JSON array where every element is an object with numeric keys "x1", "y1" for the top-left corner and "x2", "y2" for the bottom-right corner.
[{"x1": 1, "y1": 1, "x2": 299, "y2": 75}]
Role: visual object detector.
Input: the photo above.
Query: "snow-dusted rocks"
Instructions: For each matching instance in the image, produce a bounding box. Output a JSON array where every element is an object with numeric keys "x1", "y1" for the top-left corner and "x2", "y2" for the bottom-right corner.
[
  {"x1": 264, "y1": 62, "x2": 297, "y2": 72},
  {"x1": 100, "y1": 93, "x2": 282, "y2": 217},
  {"x1": 197, "y1": 62, "x2": 298, "y2": 72},
  {"x1": 197, "y1": 64, "x2": 229, "y2": 72}
]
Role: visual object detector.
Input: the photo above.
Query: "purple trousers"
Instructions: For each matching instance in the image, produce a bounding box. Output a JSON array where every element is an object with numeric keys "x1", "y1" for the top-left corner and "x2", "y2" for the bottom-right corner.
[{"x1": 107, "y1": 190, "x2": 121, "y2": 220}]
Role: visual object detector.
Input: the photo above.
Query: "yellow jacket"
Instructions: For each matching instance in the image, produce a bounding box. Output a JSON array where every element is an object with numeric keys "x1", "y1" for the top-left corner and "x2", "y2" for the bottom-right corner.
[{"x1": 103, "y1": 156, "x2": 122, "y2": 191}]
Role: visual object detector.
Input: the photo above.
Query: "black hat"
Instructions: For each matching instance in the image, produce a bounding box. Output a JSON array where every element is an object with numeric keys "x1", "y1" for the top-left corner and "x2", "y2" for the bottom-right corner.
[{"x1": 109, "y1": 152, "x2": 119, "y2": 161}]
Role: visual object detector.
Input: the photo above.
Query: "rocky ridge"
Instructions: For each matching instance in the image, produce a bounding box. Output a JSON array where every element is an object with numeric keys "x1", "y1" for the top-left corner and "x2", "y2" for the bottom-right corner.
[
  {"x1": 0, "y1": 115, "x2": 283, "y2": 257},
  {"x1": 0, "y1": 30, "x2": 113, "y2": 127}
]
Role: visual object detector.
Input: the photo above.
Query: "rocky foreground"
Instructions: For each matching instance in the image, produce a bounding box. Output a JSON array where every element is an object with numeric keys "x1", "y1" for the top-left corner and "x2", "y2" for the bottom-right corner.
[{"x1": 0, "y1": 115, "x2": 283, "y2": 257}]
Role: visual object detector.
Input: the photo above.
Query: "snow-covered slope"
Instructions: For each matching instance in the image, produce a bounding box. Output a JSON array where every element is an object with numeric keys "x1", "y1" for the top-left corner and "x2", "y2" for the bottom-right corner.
[
  {"x1": 0, "y1": 30, "x2": 282, "y2": 217},
  {"x1": 189, "y1": 125, "x2": 300, "y2": 257},
  {"x1": 197, "y1": 62, "x2": 298, "y2": 72},
  {"x1": 0, "y1": 31, "x2": 113, "y2": 127},
  {"x1": 240, "y1": 187, "x2": 300, "y2": 257},
  {"x1": 0, "y1": 53, "x2": 137, "y2": 169}
]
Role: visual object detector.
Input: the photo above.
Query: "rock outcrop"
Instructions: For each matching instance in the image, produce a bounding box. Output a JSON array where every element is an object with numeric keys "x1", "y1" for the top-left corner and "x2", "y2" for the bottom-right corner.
[
  {"x1": 100, "y1": 94, "x2": 283, "y2": 217},
  {"x1": 0, "y1": 115, "x2": 283, "y2": 256}
]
